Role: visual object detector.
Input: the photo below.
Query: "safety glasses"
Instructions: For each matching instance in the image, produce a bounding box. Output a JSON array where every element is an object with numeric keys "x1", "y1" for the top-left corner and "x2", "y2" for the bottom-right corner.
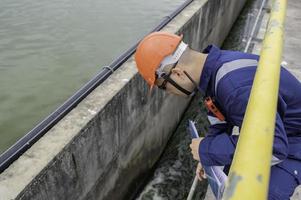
[
  {"x1": 157, "y1": 61, "x2": 178, "y2": 90},
  {"x1": 156, "y1": 41, "x2": 187, "y2": 79}
]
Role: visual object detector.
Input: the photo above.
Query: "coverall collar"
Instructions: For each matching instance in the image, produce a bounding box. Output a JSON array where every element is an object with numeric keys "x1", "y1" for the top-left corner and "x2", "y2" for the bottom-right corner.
[{"x1": 199, "y1": 45, "x2": 221, "y2": 96}]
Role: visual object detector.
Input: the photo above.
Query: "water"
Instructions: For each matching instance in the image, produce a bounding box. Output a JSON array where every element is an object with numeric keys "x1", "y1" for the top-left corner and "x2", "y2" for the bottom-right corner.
[
  {"x1": 0, "y1": 0, "x2": 186, "y2": 153},
  {"x1": 134, "y1": 0, "x2": 266, "y2": 199},
  {"x1": 135, "y1": 93, "x2": 209, "y2": 200}
]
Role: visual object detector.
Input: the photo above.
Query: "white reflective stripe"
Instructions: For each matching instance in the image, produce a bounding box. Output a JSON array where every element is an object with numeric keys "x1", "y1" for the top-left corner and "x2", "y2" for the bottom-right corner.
[
  {"x1": 271, "y1": 155, "x2": 283, "y2": 166},
  {"x1": 207, "y1": 115, "x2": 226, "y2": 125},
  {"x1": 232, "y1": 126, "x2": 240, "y2": 135},
  {"x1": 215, "y1": 59, "x2": 258, "y2": 94}
]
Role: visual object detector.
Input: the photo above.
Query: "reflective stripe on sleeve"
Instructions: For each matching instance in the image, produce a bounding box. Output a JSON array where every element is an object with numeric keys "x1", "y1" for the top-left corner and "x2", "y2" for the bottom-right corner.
[
  {"x1": 208, "y1": 115, "x2": 226, "y2": 125},
  {"x1": 271, "y1": 155, "x2": 283, "y2": 166},
  {"x1": 215, "y1": 59, "x2": 258, "y2": 94}
]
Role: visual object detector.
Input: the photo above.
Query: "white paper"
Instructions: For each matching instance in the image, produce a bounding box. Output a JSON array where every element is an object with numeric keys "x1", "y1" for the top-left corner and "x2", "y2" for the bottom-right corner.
[{"x1": 188, "y1": 120, "x2": 227, "y2": 200}]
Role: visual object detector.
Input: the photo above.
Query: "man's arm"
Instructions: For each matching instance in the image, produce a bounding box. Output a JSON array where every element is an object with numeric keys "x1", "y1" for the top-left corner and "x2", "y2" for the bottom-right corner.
[
  {"x1": 198, "y1": 116, "x2": 238, "y2": 166},
  {"x1": 199, "y1": 124, "x2": 238, "y2": 166},
  {"x1": 198, "y1": 88, "x2": 288, "y2": 166}
]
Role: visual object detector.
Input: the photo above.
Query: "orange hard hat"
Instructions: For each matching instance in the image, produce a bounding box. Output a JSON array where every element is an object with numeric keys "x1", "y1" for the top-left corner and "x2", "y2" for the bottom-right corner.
[{"x1": 135, "y1": 32, "x2": 183, "y2": 88}]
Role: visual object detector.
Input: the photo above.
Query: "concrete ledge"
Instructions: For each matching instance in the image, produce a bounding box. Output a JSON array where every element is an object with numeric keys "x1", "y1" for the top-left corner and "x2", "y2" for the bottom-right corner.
[{"x1": 0, "y1": 0, "x2": 246, "y2": 199}]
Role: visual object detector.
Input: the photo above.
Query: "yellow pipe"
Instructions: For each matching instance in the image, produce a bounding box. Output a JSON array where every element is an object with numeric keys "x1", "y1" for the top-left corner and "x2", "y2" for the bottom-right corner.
[{"x1": 223, "y1": 0, "x2": 287, "y2": 199}]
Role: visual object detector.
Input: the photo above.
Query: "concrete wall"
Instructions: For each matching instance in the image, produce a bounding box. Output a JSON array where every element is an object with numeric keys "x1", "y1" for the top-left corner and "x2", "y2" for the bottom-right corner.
[{"x1": 0, "y1": 0, "x2": 246, "y2": 199}]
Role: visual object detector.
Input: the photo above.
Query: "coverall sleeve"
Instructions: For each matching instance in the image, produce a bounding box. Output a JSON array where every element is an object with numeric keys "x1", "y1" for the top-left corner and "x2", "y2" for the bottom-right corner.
[
  {"x1": 198, "y1": 119, "x2": 238, "y2": 166},
  {"x1": 198, "y1": 111, "x2": 238, "y2": 166},
  {"x1": 199, "y1": 87, "x2": 288, "y2": 166}
]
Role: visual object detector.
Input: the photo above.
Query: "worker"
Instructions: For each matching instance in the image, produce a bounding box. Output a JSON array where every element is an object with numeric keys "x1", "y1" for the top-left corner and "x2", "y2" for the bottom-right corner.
[{"x1": 134, "y1": 31, "x2": 301, "y2": 200}]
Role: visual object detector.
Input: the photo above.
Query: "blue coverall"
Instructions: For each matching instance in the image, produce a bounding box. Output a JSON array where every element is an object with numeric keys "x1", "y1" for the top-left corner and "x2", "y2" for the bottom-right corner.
[{"x1": 198, "y1": 45, "x2": 301, "y2": 199}]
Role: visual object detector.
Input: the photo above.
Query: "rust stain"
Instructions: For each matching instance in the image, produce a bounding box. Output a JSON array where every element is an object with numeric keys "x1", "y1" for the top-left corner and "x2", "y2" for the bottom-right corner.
[
  {"x1": 257, "y1": 174, "x2": 263, "y2": 183},
  {"x1": 223, "y1": 172, "x2": 243, "y2": 199},
  {"x1": 264, "y1": 127, "x2": 272, "y2": 134}
]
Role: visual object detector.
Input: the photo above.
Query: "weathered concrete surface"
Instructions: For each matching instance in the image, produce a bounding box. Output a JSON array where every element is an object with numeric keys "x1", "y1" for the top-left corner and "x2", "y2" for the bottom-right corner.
[
  {"x1": 0, "y1": 0, "x2": 247, "y2": 199},
  {"x1": 283, "y1": 0, "x2": 301, "y2": 80}
]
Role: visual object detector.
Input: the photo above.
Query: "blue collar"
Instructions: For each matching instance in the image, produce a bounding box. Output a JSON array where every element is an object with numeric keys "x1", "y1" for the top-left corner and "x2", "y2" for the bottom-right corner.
[{"x1": 199, "y1": 45, "x2": 221, "y2": 96}]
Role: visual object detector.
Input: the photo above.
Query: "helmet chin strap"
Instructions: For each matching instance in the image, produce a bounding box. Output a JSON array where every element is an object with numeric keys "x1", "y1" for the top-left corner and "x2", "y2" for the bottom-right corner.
[
  {"x1": 162, "y1": 74, "x2": 193, "y2": 96},
  {"x1": 183, "y1": 70, "x2": 203, "y2": 95},
  {"x1": 183, "y1": 70, "x2": 226, "y2": 121},
  {"x1": 161, "y1": 70, "x2": 201, "y2": 96}
]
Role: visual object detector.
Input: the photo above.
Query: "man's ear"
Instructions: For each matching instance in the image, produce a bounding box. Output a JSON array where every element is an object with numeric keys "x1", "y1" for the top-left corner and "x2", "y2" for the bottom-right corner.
[{"x1": 171, "y1": 67, "x2": 185, "y2": 78}]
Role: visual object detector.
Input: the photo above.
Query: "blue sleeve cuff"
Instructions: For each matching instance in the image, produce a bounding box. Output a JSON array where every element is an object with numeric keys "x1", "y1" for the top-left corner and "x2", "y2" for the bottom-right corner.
[
  {"x1": 199, "y1": 133, "x2": 238, "y2": 166},
  {"x1": 198, "y1": 137, "x2": 215, "y2": 166}
]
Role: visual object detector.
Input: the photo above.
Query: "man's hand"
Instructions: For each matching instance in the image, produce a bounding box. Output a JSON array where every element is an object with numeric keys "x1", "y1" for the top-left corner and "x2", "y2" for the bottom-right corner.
[
  {"x1": 196, "y1": 163, "x2": 206, "y2": 181},
  {"x1": 189, "y1": 137, "x2": 204, "y2": 161}
]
